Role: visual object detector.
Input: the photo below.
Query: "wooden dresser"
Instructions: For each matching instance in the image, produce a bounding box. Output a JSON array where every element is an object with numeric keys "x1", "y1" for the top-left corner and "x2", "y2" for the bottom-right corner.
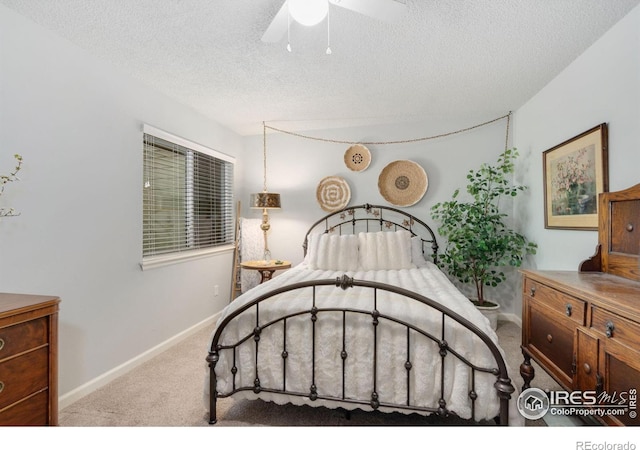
[
  {"x1": 520, "y1": 183, "x2": 640, "y2": 426},
  {"x1": 0, "y1": 293, "x2": 60, "y2": 426}
]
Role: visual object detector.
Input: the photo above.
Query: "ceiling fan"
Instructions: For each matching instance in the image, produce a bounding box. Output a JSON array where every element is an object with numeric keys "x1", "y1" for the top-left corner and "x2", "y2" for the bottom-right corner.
[{"x1": 261, "y1": 0, "x2": 408, "y2": 43}]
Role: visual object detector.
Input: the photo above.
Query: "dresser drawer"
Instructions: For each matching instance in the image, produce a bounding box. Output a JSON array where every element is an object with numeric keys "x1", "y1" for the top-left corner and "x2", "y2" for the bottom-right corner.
[
  {"x1": 600, "y1": 340, "x2": 640, "y2": 426},
  {"x1": 524, "y1": 277, "x2": 586, "y2": 325},
  {"x1": 0, "y1": 317, "x2": 48, "y2": 361},
  {"x1": 0, "y1": 390, "x2": 48, "y2": 426},
  {"x1": 609, "y1": 199, "x2": 640, "y2": 256},
  {"x1": 590, "y1": 306, "x2": 640, "y2": 349},
  {"x1": 0, "y1": 347, "x2": 48, "y2": 410},
  {"x1": 527, "y1": 302, "x2": 575, "y2": 384},
  {"x1": 0, "y1": 294, "x2": 59, "y2": 426}
]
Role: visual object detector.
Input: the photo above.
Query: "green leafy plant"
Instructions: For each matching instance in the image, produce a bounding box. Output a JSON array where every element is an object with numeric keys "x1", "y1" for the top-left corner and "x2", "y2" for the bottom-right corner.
[
  {"x1": 430, "y1": 148, "x2": 537, "y2": 306},
  {"x1": 1, "y1": 154, "x2": 23, "y2": 218}
]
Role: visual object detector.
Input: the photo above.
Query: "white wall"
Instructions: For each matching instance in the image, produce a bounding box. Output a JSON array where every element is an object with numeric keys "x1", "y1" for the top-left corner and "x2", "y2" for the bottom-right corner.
[
  {"x1": 0, "y1": 5, "x2": 243, "y2": 402},
  {"x1": 514, "y1": 3, "x2": 640, "y2": 275},
  {"x1": 242, "y1": 117, "x2": 518, "y2": 307}
]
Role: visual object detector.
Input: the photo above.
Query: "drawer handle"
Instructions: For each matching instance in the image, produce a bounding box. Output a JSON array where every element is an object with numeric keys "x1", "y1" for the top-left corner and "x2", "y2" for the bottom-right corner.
[
  {"x1": 0, "y1": 381, "x2": 4, "y2": 394},
  {"x1": 627, "y1": 223, "x2": 634, "y2": 232},
  {"x1": 583, "y1": 363, "x2": 592, "y2": 375},
  {"x1": 529, "y1": 286, "x2": 536, "y2": 297},
  {"x1": 546, "y1": 334, "x2": 553, "y2": 343},
  {"x1": 605, "y1": 321, "x2": 615, "y2": 338},
  {"x1": 0, "y1": 338, "x2": 4, "y2": 351},
  {"x1": 565, "y1": 304, "x2": 572, "y2": 317}
]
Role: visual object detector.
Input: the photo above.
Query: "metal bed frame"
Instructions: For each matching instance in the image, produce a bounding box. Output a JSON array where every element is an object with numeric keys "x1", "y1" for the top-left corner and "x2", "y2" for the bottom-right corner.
[{"x1": 207, "y1": 204, "x2": 515, "y2": 425}]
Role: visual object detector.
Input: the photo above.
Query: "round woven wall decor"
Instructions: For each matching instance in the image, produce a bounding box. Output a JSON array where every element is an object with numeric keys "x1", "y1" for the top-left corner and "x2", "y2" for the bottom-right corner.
[
  {"x1": 344, "y1": 144, "x2": 371, "y2": 172},
  {"x1": 378, "y1": 160, "x2": 428, "y2": 206},
  {"x1": 316, "y1": 176, "x2": 351, "y2": 212}
]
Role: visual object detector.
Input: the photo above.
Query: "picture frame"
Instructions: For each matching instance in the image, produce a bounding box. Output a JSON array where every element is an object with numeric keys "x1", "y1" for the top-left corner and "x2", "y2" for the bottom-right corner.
[{"x1": 543, "y1": 123, "x2": 608, "y2": 230}]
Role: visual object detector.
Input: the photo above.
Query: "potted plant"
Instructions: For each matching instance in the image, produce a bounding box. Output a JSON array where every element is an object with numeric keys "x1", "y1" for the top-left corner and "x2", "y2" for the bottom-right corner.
[
  {"x1": 430, "y1": 148, "x2": 537, "y2": 329},
  {"x1": 1, "y1": 154, "x2": 23, "y2": 218}
]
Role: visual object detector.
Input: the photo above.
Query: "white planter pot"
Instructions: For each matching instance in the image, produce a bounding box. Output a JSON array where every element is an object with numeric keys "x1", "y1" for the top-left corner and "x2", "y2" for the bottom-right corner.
[{"x1": 476, "y1": 303, "x2": 500, "y2": 330}]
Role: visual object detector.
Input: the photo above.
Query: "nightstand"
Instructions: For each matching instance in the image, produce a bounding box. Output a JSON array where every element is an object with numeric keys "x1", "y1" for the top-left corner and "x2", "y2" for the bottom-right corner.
[{"x1": 240, "y1": 260, "x2": 291, "y2": 283}]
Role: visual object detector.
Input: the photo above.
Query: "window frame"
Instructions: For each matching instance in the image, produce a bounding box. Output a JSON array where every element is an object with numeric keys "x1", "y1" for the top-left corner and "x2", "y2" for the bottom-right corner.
[{"x1": 140, "y1": 124, "x2": 235, "y2": 270}]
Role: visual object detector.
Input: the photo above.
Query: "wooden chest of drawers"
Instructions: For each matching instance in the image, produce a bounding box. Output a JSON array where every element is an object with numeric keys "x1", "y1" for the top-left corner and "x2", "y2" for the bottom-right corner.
[
  {"x1": 521, "y1": 270, "x2": 640, "y2": 426},
  {"x1": 0, "y1": 293, "x2": 60, "y2": 426},
  {"x1": 521, "y1": 183, "x2": 640, "y2": 426}
]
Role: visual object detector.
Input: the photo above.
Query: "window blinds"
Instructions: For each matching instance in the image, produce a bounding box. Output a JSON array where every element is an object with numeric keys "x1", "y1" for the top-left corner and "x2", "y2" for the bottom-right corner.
[{"x1": 143, "y1": 129, "x2": 234, "y2": 258}]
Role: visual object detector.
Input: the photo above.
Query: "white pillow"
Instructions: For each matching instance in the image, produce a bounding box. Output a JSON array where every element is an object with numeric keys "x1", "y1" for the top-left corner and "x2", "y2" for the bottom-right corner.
[
  {"x1": 411, "y1": 235, "x2": 429, "y2": 267},
  {"x1": 358, "y1": 230, "x2": 414, "y2": 271},
  {"x1": 304, "y1": 233, "x2": 321, "y2": 266},
  {"x1": 306, "y1": 233, "x2": 359, "y2": 271}
]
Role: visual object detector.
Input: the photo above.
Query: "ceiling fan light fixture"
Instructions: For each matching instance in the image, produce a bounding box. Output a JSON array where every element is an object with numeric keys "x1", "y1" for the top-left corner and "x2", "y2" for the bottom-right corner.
[{"x1": 289, "y1": 0, "x2": 329, "y2": 27}]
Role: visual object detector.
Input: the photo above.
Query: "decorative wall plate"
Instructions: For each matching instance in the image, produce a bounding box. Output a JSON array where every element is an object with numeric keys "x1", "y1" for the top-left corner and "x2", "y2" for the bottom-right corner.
[
  {"x1": 344, "y1": 144, "x2": 371, "y2": 172},
  {"x1": 316, "y1": 176, "x2": 351, "y2": 212},
  {"x1": 378, "y1": 160, "x2": 428, "y2": 206}
]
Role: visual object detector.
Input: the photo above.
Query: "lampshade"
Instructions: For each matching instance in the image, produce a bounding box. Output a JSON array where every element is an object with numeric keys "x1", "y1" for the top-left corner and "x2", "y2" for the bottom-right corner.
[
  {"x1": 289, "y1": 0, "x2": 328, "y2": 26},
  {"x1": 250, "y1": 192, "x2": 281, "y2": 209}
]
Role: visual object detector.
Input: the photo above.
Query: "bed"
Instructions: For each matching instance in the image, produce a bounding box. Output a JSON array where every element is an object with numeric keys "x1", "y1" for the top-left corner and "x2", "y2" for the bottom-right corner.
[{"x1": 205, "y1": 204, "x2": 522, "y2": 426}]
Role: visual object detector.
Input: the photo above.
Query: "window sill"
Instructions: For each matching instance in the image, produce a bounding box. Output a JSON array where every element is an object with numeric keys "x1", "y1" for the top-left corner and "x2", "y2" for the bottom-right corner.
[{"x1": 140, "y1": 245, "x2": 234, "y2": 271}]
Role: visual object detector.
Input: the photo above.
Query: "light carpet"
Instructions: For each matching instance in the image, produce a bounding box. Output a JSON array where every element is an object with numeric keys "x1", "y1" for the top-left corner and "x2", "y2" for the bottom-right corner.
[{"x1": 59, "y1": 321, "x2": 563, "y2": 427}]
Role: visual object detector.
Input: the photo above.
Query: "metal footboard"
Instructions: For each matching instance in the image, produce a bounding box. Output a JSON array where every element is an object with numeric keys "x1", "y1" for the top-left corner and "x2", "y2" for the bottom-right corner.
[{"x1": 207, "y1": 275, "x2": 515, "y2": 425}]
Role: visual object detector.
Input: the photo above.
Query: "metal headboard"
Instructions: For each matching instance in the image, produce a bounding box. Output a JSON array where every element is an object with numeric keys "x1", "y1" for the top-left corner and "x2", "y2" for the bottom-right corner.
[{"x1": 302, "y1": 203, "x2": 439, "y2": 264}]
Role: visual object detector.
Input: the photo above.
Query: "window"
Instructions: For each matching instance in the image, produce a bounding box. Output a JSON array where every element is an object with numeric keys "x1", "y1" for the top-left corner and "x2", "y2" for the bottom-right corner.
[{"x1": 141, "y1": 125, "x2": 234, "y2": 269}]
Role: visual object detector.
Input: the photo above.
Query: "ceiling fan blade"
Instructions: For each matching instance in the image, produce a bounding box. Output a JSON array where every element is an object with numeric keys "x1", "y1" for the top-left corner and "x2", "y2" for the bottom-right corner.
[
  {"x1": 329, "y1": 0, "x2": 407, "y2": 22},
  {"x1": 261, "y1": 1, "x2": 289, "y2": 43}
]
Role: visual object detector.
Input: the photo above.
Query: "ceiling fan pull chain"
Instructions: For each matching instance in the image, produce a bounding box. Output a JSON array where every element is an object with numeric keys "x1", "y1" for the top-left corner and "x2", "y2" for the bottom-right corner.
[
  {"x1": 326, "y1": 3, "x2": 332, "y2": 55},
  {"x1": 287, "y1": 2, "x2": 292, "y2": 52}
]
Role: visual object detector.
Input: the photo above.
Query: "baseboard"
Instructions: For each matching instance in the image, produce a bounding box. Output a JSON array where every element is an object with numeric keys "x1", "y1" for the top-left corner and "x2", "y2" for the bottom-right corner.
[
  {"x1": 58, "y1": 312, "x2": 220, "y2": 410},
  {"x1": 498, "y1": 311, "x2": 522, "y2": 328}
]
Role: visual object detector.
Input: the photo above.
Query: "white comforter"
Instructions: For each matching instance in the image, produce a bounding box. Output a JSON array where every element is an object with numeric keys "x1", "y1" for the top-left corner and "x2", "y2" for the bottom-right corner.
[{"x1": 206, "y1": 262, "x2": 524, "y2": 425}]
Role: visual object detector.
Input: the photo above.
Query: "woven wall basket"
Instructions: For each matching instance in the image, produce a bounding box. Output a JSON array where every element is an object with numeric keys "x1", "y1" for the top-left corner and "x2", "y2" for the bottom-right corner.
[
  {"x1": 344, "y1": 144, "x2": 371, "y2": 172},
  {"x1": 316, "y1": 176, "x2": 351, "y2": 212},
  {"x1": 378, "y1": 160, "x2": 428, "y2": 206}
]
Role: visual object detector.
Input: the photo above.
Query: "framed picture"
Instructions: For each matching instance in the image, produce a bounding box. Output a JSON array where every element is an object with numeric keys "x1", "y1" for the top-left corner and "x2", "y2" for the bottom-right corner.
[{"x1": 543, "y1": 123, "x2": 608, "y2": 230}]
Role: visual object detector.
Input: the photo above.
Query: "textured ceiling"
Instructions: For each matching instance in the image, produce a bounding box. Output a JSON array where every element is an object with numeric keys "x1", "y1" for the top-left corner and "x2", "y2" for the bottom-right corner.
[{"x1": 2, "y1": 0, "x2": 639, "y2": 135}]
